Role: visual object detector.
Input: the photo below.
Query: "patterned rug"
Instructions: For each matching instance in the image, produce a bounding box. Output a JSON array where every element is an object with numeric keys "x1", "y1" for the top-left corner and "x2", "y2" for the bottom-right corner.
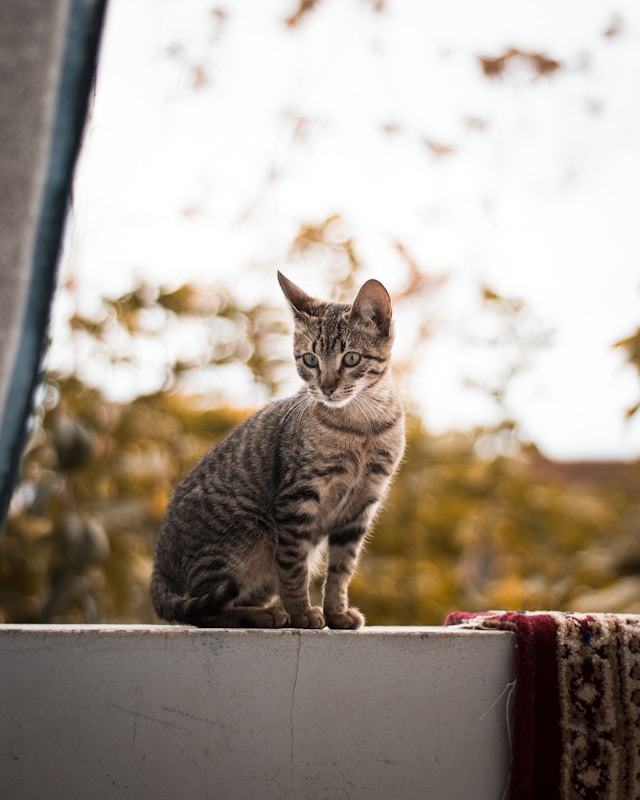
[{"x1": 445, "y1": 611, "x2": 640, "y2": 800}]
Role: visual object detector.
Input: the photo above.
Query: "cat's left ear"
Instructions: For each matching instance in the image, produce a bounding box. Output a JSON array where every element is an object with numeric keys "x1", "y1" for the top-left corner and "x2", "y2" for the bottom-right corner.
[
  {"x1": 278, "y1": 271, "x2": 316, "y2": 318},
  {"x1": 351, "y1": 279, "x2": 392, "y2": 337}
]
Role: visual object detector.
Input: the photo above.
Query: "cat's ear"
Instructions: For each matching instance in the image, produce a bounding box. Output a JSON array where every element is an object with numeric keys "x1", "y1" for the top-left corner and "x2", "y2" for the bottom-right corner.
[
  {"x1": 278, "y1": 272, "x2": 316, "y2": 317},
  {"x1": 351, "y1": 279, "x2": 392, "y2": 337}
]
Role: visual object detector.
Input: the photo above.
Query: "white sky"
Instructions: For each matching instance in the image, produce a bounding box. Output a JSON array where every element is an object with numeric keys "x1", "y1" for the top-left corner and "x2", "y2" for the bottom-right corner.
[{"x1": 56, "y1": 0, "x2": 640, "y2": 460}]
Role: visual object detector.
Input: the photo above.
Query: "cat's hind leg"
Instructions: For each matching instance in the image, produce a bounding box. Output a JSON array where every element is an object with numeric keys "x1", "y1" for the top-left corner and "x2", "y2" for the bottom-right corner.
[
  {"x1": 196, "y1": 605, "x2": 290, "y2": 628},
  {"x1": 195, "y1": 579, "x2": 290, "y2": 628}
]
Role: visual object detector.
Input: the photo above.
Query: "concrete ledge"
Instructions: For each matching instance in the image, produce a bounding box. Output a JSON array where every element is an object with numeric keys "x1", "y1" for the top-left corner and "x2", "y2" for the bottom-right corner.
[{"x1": 0, "y1": 625, "x2": 514, "y2": 800}]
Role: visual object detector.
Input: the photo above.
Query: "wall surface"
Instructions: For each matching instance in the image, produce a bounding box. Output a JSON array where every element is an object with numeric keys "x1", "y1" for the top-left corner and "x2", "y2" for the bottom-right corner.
[{"x1": 0, "y1": 625, "x2": 514, "y2": 800}]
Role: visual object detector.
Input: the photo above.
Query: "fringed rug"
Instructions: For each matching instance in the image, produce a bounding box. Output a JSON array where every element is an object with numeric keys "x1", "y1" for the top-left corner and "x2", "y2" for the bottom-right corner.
[{"x1": 445, "y1": 611, "x2": 640, "y2": 800}]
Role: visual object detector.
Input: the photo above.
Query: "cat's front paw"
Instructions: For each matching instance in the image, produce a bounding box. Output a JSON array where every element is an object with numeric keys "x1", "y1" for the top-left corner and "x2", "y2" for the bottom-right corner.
[
  {"x1": 325, "y1": 607, "x2": 364, "y2": 630},
  {"x1": 289, "y1": 606, "x2": 325, "y2": 629}
]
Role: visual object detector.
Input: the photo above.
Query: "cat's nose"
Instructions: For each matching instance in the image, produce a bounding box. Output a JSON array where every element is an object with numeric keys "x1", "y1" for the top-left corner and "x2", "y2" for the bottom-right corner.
[{"x1": 320, "y1": 374, "x2": 338, "y2": 396}]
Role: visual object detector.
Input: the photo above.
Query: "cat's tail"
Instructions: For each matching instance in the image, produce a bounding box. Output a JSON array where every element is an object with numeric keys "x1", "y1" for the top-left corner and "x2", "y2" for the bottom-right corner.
[{"x1": 150, "y1": 572, "x2": 238, "y2": 626}]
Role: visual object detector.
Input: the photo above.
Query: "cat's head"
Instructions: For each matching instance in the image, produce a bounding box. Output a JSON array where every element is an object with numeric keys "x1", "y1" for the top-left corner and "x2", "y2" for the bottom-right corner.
[{"x1": 278, "y1": 272, "x2": 394, "y2": 409}]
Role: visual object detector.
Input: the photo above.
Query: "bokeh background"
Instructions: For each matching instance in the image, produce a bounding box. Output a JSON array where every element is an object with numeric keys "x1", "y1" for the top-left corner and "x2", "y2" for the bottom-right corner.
[{"x1": 1, "y1": 0, "x2": 639, "y2": 625}]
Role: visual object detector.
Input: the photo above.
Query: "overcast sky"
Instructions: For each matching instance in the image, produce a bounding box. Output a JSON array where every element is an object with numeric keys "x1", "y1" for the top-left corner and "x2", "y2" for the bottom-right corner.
[{"x1": 55, "y1": 0, "x2": 640, "y2": 460}]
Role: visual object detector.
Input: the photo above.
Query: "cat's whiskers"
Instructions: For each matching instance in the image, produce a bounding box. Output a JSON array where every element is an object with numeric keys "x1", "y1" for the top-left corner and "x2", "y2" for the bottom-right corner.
[
  {"x1": 351, "y1": 392, "x2": 377, "y2": 429},
  {"x1": 294, "y1": 394, "x2": 313, "y2": 427},
  {"x1": 293, "y1": 393, "x2": 317, "y2": 429},
  {"x1": 281, "y1": 394, "x2": 312, "y2": 430},
  {"x1": 279, "y1": 395, "x2": 308, "y2": 429},
  {"x1": 363, "y1": 391, "x2": 387, "y2": 426}
]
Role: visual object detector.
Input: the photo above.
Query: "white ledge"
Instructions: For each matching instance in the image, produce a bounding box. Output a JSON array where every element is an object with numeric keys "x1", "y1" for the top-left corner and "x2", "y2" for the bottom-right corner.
[{"x1": 0, "y1": 625, "x2": 514, "y2": 800}]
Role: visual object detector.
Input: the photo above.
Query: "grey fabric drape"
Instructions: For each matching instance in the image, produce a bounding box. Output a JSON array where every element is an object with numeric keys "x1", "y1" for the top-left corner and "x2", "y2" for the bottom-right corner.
[{"x1": 0, "y1": 0, "x2": 107, "y2": 530}]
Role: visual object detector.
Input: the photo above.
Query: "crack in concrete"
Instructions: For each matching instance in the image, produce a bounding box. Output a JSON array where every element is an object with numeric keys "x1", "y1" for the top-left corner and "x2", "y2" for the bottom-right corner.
[
  {"x1": 161, "y1": 705, "x2": 240, "y2": 734},
  {"x1": 289, "y1": 631, "x2": 302, "y2": 790},
  {"x1": 108, "y1": 701, "x2": 188, "y2": 732}
]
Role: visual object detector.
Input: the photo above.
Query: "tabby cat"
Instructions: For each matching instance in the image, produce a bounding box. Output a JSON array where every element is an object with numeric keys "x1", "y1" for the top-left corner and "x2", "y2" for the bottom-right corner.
[{"x1": 150, "y1": 272, "x2": 405, "y2": 629}]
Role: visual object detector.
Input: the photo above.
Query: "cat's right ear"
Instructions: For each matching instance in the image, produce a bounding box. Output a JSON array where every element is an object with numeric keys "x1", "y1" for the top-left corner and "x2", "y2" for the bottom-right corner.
[{"x1": 278, "y1": 272, "x2": 316, "y2": 318}]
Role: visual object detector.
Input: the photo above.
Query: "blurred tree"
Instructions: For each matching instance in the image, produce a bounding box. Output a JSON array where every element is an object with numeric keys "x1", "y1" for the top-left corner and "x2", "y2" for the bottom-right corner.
[
  {"x1": 4, "y1": 0, "x2": 638, "y2": 628},
  {"x1": 461, "y1": 285, "x2": 554, "y2": 448},
  {"x1": 478, "y1": 48, "x2": 562, "y2": 80},
  {"x1": 66, "y1": 280, "x2": 290, "y2": 401},
  {"x1": 350, "y1": 423, "x2": 640, "y2": 625},
  {"x1": 2, "y1": 265, "x2": 639, "y2": 625},
  {"x1": 615, "y1": 327, "x2": 640, "y2": 419},
  {"x1": 0, "y1": 280, "x2": 286, "y2": 623}
]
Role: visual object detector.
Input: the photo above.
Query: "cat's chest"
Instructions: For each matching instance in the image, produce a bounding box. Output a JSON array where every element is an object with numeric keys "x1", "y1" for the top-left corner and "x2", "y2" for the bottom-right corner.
[{"x1": 283, "y1": 422, "x2": 404, "y2": 527}]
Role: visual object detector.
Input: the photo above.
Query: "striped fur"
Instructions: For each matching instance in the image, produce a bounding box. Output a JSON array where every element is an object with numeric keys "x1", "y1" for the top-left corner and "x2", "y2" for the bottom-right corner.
[{"x1": 151, "y1": 273, "x2": 405, "y2": 629}]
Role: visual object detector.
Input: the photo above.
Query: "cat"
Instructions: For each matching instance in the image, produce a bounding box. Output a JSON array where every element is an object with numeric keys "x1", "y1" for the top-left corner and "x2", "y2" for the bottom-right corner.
[{"x1": 150, "y1": 272, "x2": 405, "y2": 629}]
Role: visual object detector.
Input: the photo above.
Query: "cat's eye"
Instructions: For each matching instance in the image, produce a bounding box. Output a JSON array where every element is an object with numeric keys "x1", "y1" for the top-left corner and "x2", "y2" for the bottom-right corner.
[
  {"x1": 302, "y1": 353, "x2": 319, "y2": 368},
  {"x1": 343, "y1": 352, "x2": 361, "y2": 367}
]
